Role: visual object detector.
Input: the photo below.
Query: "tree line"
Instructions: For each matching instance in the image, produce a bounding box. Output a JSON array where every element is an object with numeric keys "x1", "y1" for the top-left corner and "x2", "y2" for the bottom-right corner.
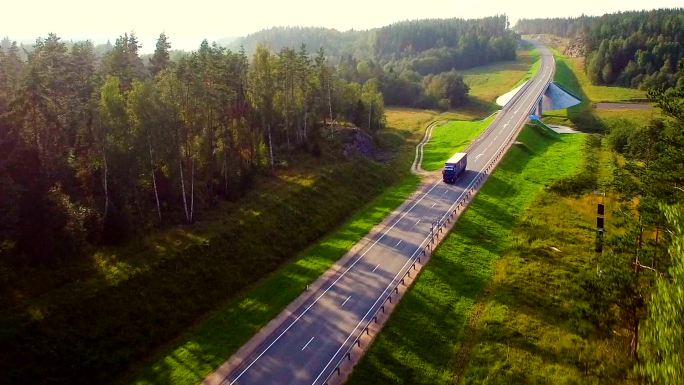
[
  {"x1": 515, "y1": 9, "x2": 684, "y2": 90},
  {"x1": 0, "y1": 32, "x2": 386, "y2": 263},
  {"x1": 230, "y1": 16, "x2": 518, "y2": 108}
]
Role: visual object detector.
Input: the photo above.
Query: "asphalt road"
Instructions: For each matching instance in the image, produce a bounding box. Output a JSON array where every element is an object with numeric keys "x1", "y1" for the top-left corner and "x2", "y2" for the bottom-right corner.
[{"x1": 219, "y1": 42, "x2": 555, "y2": 385}]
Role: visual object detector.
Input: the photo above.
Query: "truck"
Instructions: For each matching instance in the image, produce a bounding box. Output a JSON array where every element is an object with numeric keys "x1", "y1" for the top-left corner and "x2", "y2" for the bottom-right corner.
[{"x1": 442, "y1": 152, "x2": 467, "y2": 184}]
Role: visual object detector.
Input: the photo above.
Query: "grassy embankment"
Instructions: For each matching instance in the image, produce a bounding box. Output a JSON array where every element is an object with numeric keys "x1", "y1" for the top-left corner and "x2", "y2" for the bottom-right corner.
[{"x1": 348, "y1": 124, "x2": 586, "y2": 385}]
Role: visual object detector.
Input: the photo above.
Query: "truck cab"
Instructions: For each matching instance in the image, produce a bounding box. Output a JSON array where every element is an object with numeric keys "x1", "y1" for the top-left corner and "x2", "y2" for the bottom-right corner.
[{"x1": 442, "y1": 152, "x2": 467, "y2": 184}]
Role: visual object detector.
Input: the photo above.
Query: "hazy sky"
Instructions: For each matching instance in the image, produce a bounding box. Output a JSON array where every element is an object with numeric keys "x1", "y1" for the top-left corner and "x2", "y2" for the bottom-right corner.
[{"x1": 4, "y1": 0, "x2": 682, "y2": 52}]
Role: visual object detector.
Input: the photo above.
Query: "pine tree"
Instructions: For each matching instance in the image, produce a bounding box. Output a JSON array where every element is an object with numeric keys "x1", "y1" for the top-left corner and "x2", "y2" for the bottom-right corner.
[{"x1": 149, "y1": 32, "x2": 172, "y2": 77}]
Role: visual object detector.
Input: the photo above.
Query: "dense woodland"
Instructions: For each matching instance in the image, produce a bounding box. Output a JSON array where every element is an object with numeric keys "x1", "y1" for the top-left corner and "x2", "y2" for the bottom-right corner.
[
  {"x1": 515, "y1": 9, "x2": 684, "y2": 89},
  {"x1": 0, "y1": 32, "x2": 390, "y2": 264},
  {"x1": 231, "y1": 16, "x2": 517, "y2": 108}
]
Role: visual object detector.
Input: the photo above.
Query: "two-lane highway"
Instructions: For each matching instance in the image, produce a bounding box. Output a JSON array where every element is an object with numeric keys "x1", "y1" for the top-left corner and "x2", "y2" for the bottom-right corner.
[{"x1": 210, "y1": 42, "x2": 556, "y2": 385}]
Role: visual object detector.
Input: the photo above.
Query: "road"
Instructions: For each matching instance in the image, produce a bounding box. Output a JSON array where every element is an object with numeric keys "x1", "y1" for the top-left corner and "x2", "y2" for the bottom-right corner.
[{"x1": 212, "y1": 42, "x2": 555, "y2": 385}]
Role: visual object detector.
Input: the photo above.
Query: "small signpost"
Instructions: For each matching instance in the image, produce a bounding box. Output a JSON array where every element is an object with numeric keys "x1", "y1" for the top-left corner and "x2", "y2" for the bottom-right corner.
[{"x1": 596, "y1": 196, "x2": 605, "y2": 253}]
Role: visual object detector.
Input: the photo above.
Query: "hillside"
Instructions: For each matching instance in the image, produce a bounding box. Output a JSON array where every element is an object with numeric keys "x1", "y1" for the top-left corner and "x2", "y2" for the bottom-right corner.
[{"x1": 227, "y1": 16, "x2": 517, "y2": 73}]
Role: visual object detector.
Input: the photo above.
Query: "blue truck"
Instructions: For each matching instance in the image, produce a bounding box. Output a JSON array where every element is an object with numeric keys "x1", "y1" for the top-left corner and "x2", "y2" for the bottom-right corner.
[{"x1": 442, "y1": 152, "x2": 467, "y2": 184}]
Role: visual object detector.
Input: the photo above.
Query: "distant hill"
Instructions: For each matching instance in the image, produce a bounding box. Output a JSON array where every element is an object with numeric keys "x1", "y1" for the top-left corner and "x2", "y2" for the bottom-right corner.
[
  {"x1": 225, "y1": 26, "x2": 368, "y2": 60},
  {"x1": 225, "y1": 16, "x2": 518, "y2": 74}
]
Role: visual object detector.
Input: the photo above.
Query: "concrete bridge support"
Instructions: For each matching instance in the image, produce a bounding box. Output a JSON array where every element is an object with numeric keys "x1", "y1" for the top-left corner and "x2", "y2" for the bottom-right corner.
[{"x1": 535, "y1": 97, "x2": 543, "y2": 116}]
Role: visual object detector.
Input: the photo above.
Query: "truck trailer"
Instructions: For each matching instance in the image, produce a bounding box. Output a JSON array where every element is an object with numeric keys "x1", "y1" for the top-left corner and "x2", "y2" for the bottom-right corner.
[{"x1": 442, "y1": 152, "x2": 467, "y2": 184}]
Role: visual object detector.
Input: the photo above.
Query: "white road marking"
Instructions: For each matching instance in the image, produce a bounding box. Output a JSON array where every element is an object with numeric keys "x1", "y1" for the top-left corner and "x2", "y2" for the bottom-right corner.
[
  {"x1": 301, "y1": 337, "x2": 315, "y2": 351},
  {"x1": 431, "y1": 202, "x2": 436, "y2": 208},
  {"x1": 475, "y1": 153, "x2": 484, "y2": 160},
  {"x1": 341, "y1": 295, "x2": 352, "y2": 308},
  {"x1": 414, "y1": 220, "x2": 421, "y2": 227},
  {"x1": 395, "y1": 240, "x2": 402, "y2": 247},
  {"x1": 372, "y1": 263, "x2": 381, "y2": 273},
  {"x1": 503, "y1": 123, "x2": 509, "y2": 128}
]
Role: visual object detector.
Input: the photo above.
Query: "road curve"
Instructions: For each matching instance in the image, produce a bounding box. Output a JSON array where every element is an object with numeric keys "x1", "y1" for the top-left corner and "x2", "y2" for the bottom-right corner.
[{"x1": 207, "y1": 42, "x2": 555, "y2": 385}]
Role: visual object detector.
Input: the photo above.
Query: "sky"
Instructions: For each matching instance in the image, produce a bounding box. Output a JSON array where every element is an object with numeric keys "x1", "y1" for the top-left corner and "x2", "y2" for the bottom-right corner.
[{"x1": 3, "y1": 0, "x2": 682, "y2": 53}]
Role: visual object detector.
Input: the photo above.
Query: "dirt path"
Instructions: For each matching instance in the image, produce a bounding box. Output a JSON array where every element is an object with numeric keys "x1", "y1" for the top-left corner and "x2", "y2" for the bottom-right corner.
[
  {"x1": 411, "y1": 120, "x2": 441, "y2": 175},
  {"x1": 594, "y1": 102, "x2": 651, "y2": 110}
]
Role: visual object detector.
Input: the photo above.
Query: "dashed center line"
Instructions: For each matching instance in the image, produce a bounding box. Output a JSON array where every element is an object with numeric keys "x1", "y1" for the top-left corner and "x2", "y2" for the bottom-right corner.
[
  {"x1": 431, "y1": 202, "x2": 436, "y2": 208},
  {"x1": 340, "y1": 295, "x2": 352, "y2": 308},
  {"x1": 301, "y1": 336, "x2": 315, "y2": 351},
  {"x1": 372, "y1": 263, "x2": 381, "y2": 273},
  {"x1": 395, "y1": 239, "x2": 402, "y2": 247}
]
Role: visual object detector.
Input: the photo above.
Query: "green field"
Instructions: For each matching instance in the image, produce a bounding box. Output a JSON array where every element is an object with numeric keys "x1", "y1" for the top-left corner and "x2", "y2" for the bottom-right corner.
[
  {"x1": 347, "y1": 125, "x2": 586, "y2": 385},
  {"x1": 463, "y1": 49, "x2": 541, "y2": 104},
  {"x1": 421, "y1": 114, "x2": 496, "y2": 171}
]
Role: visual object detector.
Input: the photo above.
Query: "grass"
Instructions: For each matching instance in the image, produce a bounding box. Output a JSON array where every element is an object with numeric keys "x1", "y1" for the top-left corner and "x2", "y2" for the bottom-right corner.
[
  {"x1": 129, "y1": 173, "x2": 421, "y2": 385},
  {"x1": 460, "y1": 191, "x2": 634, "y2": 385},
  {"x1": 421, "y1": 114, "x2": 496, "y2": 171},
  {"x1": 462, "y1": 49, "x2": 541, "y2": 104},
  {"x1": 347, "y1": 125, "x2": 586, "y2": 385}
]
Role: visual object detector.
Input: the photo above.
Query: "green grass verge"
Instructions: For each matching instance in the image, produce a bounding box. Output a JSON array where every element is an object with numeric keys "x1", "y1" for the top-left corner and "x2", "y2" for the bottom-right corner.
[
  {"x1": 421, "y1": 114, "x2": 496, "y2": 171},
  {"x1": 129, "y1": 173, "x2": 421, "y2": 385},
  {"x1": 346, "y1": 125, "x2": 585, "y2": 385}
]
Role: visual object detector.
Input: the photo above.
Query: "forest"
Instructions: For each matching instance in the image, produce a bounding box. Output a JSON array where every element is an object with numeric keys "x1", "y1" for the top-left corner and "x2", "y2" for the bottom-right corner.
[
  {"x1": 231, "y1": 16, "x2": 517, "y2": 108},
  {"x1": 515, "y1": 9, "x2": 684, "y2": 89},
  {"x1": 0, "y1": 32, "x2": 389, "y2": 263}
]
